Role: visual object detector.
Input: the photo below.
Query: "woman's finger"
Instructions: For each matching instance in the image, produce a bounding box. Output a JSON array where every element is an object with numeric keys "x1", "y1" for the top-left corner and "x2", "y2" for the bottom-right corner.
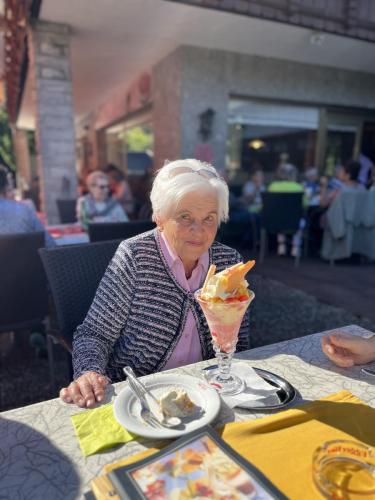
[
  {"x1": 97, "y1": 375, "x2": 109, "y2": 386},
  {"x1": 68, "y1": 381, "x2": 86, "y2": 407},
  {"x1": 78, "y1": 377, "x2": 97, "y2": 408},
  {"x1": 87, "y1": 373, "x2": 107, "y2": 403},
  {"x1": 59, "y1": 387, "x2": 72, "y2": 403}
]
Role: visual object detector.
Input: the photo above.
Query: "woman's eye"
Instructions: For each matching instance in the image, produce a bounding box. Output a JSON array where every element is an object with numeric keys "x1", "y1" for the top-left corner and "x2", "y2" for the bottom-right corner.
[{"x1": 204, "y1": 215, "x2": 214, "y2": 223}]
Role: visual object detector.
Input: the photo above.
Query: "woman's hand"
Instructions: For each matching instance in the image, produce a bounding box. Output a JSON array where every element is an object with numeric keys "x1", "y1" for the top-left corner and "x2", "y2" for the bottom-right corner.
[
  {"x1": 59, "y1": 371, "x2": 109, "y2": 408},
  {"x1": 321, "y1": 331, "x2": 375, "y2": 367}
]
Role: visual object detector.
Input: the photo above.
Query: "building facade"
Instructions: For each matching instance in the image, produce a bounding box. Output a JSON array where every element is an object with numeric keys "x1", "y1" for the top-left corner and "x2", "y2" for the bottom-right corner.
[{"x1": 4, "y1": 0, "x2": 375, "y2": 222}]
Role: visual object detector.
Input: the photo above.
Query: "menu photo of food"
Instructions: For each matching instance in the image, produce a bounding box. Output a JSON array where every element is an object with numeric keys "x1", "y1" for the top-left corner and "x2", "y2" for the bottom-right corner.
[{"x1": 108, "y1": 426, "x2": 286, "y2": 500}]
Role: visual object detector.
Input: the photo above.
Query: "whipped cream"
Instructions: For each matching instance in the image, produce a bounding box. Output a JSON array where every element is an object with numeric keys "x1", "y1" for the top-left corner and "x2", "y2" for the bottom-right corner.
[{"x1": 203, "y1": 274, "x2": 249, "y2": 300}]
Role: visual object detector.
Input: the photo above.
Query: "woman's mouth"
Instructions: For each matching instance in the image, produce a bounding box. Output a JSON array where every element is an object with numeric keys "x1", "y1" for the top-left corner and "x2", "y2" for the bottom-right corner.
[{"x1": 186, "y1": 241, "x2": 203, "y2": 247}]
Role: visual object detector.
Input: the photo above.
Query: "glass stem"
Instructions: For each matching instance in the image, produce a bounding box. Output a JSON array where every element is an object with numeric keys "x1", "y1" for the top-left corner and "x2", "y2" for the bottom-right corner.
[{"x1": 216, "y1": 349, "x2": 234, "y2": 381}]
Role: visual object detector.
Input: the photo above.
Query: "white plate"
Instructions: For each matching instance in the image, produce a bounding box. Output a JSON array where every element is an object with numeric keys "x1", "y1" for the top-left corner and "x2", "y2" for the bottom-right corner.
[{"x1": 113, "y1": 373, "x2": 221, "y2": 439}]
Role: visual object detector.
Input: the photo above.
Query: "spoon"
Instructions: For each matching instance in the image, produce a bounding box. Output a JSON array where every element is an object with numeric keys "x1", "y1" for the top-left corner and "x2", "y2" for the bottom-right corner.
[{"x1": 123, "y1": 367, "x2": 182, "y2": 428}]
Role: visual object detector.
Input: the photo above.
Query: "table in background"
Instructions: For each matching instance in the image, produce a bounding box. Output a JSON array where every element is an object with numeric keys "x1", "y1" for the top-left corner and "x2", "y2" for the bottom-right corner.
[
  {"x1": 47, "y1": 223, "x2": 89, "y2": 246},
  {"x1": 0, "y1": 325, "x2": 374, "y2": 499}
]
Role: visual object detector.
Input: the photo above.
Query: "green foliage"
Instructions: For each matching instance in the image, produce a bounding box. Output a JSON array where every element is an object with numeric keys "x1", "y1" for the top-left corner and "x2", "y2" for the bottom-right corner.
[
  {"x1": 0, "y1": 108, "x2": 16, "y2": 171},
  {"x1": 120, "y1": 125, "x2": 153, "y2": 152}
]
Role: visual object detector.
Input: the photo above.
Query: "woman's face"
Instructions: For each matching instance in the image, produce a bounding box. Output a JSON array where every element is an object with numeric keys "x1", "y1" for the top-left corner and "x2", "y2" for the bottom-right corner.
[
  {"x1": 159, "y1": 188, "x2": 219, "y2": 266},
  {"x1": 89, "y1": 177, "x2": 110, "y2": 202}
]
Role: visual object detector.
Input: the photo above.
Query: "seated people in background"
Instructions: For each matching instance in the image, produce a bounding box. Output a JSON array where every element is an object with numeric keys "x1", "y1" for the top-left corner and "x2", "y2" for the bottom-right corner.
[
  {"x1": 322, "y1": 331, "x2": 375, "y2": 367},
  {"x1": 0, "y1": 167, "x2": 55, "y2": 247},
  {"x1": 60, "y1": 159, "x2": 250, "y2": 408},
  {"x1": 102, "y1": 164, "x2": 135, "y2": 219},
  {"x1": 76, "y1": 171, "x2": 128, "y2": 230},
  {"x1": 358, "y1": 152, "x2": 374, "y2": 188},
  {"x1": 303, "y1": 167, "x2": 320, "y2": 206},
  {"x1": 320, "y1": 160, "x2": 365, "y2": 208},
  {"x1": 268, "y1": 164, "x2": 305, "y2": 258},
  {"x1": 369, "y1": 166, "x2": 375, "y2": 191},
  {"x1": 242, "y1": 170, "x2": 265, "y2": 213}
]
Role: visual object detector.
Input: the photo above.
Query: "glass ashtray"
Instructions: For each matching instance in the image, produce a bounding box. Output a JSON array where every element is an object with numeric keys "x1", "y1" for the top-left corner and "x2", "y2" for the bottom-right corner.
[{"x1": 313, "y1": 440, "x2": 375, "y2": 499}]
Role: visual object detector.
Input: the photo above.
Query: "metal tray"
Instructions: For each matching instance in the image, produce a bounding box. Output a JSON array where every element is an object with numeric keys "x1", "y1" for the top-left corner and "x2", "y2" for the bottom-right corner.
[
  {"x1": 203, "y1": 365, "x2": 297, "y2": 411},
  {"x1": 240, "y1": 367, "x2": 297, "y2": 410}
]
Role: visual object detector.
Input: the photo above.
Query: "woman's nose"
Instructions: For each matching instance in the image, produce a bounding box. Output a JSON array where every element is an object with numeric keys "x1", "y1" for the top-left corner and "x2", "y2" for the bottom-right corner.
[{"x1": 189, "y1": 219, "x2": 204, "y2": 231}]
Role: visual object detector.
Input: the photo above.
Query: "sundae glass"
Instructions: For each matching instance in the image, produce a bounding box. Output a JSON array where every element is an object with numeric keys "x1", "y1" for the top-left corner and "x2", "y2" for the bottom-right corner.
[{"x1": 195, "y1": 261, "x2": 255, "y2": 395}]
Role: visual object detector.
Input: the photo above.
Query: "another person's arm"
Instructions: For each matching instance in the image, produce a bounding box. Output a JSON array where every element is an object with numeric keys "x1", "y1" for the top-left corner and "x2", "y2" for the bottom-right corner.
[
  {"x1": 319, "y1": 177, "x2": 338, "y2": 208},
  {"x1": 60, "y1": 241, "x2": 137, "y2": 407},
  {"x1": 25, "y1": 204, "x2": 56, "y2": 247},
  {"x1": 321, "y1": 331, "x2": 375, "y2": 367}
]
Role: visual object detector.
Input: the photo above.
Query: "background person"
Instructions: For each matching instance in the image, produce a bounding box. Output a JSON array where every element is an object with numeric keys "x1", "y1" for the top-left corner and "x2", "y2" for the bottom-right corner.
[
  {"x1": 0, "y1": 167, "x2": 55, "y2": 247},
  {"x1": 303, "y1": 167, "x2": 320, "y2": 206},
  {"x1": 268, "y1": 163, "x2": 305, "y2": 257},
  {"x1": 76, "y1": 171, "x2": 128, "y2": 230},
  {"x1": 242, "y1": 169, "x2": 265, "y2": 213},
  {"x1": 60, "y1": 159, "x2": 250, "y2": 408},
  {"x1": 102, "y1": 164, "x2": 135, "y2": 219},
  {"x1": 320, "y1": 160, "x2": 365, "y2": 208}
]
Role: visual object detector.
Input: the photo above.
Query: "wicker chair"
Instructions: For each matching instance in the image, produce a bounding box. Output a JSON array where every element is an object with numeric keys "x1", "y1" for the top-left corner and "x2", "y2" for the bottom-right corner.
[
  {"x1": 39, "y1": 239, "x2": 122, "y2": 382},
  {"x1": 88, "y1": 220, "x2": 155, "y2": 242},
  {"x1": 0, "y1": 232, "x2": 51, "y2": 382},
  {"x1": 259, "y1": 192, "x2": 304, "y2": 266},
  {"x1": 0, "y1": 232, "x2": 48, "y2": 332},
  {"x1": 56, "y1": 199, "x2": 77, "y2": 224}
]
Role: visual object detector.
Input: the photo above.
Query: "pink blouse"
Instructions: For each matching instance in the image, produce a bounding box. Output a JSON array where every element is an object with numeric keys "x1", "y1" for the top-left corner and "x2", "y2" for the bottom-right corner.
[{"x1": 159, "y1": 231, "x2": 209, "y2": 370}]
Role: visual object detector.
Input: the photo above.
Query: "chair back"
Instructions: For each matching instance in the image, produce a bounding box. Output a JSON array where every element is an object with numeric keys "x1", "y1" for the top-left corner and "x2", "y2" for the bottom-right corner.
[
  {"x1": 261, "y1": 192, "x2": 303, "y2": 233},
  {"x1": 0, "y1": 232, "x2": 48, "y2": 331},
  {"x1": 56, "y1": 199, "x2": 77, "y2": 224},
  {"x1": 88, "y1": 220, "x2": 155, "y2": 242},
  {"x1": 39, "y1": 239, "x2": 122, "y2": 348}
]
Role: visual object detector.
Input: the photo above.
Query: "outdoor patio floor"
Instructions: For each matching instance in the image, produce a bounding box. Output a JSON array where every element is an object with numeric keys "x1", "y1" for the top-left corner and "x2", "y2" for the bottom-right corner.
[{"x1": 252, "y1": 254, "x2": 375, "y2": 323}]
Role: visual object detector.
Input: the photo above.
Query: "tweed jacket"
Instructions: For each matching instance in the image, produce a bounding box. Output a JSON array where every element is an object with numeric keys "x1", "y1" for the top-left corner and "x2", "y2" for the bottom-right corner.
[{"x1": 73, "y1": 230, "x2": 250, "y2": 382}]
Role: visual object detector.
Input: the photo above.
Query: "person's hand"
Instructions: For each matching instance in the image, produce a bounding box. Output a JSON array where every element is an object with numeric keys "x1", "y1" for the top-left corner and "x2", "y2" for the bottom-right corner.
[
  {"x1": 59, "y1": 371, "x2": 109, "y2": 408},
  {"x1": 321, "y1": 331, "x2": 375, "y2": 367}
]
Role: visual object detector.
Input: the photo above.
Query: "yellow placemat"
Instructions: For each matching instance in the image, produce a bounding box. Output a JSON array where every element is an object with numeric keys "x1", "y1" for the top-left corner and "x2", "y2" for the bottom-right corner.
[
  {"x1": 71, "y1": 403, "x2": 137, "y2": 456},
  {"x1": 97, "y1": 390, "x2": 375, "y2": 500}
]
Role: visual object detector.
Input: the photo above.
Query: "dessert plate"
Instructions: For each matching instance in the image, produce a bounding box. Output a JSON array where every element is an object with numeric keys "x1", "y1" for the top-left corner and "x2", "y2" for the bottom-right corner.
[{"x1": 114, "y1": 373, "x2": 221, "y2": 439}]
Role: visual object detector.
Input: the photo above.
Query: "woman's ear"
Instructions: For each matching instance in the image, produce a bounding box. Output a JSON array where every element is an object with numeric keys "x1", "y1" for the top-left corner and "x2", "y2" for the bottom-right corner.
[{"x1": 154, "y1": 215, "x2": 163, "y2": 232}]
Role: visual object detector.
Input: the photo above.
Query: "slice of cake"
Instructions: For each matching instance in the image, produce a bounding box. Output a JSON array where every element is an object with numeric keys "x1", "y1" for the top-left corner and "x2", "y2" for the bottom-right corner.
[{"x1": 159, "y1": 387, "x2": 196, "y2": 418}]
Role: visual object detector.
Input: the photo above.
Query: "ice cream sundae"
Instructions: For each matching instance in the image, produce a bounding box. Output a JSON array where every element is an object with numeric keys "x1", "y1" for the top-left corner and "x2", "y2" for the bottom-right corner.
[
  {"x1": 195, "y1": 261, "x2": 255, "y2": 395},
  {"x1": 197, "y1": 261, "x2": 255, "y2": 353}
]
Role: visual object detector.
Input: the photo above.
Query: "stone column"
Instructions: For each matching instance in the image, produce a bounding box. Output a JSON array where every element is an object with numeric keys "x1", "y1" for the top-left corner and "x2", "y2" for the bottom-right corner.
[
  {"x1": 12, "y1": 128, "x2": 32, "y2": 189},
  {"x1": 29, "y1": 20, "x2": 77, "y2": 224}
]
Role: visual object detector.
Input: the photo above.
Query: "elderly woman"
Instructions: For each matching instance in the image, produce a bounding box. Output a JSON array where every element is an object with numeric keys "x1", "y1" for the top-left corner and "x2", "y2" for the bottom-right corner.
[
  {"x1": 77, "y1": 171, "x2": 128, "y2": 230},
  {"x1": 61, "y1": 159, "x2": 250, "y2": 408}
]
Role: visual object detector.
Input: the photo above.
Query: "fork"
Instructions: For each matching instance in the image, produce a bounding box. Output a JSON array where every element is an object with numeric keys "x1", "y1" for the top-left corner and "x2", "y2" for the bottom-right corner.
[
  {"x1": 127, "y1": 378, "x2": 164, "y2": 428},
  {"x1": 124, "y1": 367, "x2": 181, "y2": 428}
]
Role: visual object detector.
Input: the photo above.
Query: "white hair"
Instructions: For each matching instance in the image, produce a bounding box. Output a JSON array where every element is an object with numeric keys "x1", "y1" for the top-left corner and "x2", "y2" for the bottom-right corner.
[
  {"x1": 150, "y1": 159, "x2": 229, "y2": 224},
  {"x1": 86, "y1": 170, "x2": 108, "y2": 187}
]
